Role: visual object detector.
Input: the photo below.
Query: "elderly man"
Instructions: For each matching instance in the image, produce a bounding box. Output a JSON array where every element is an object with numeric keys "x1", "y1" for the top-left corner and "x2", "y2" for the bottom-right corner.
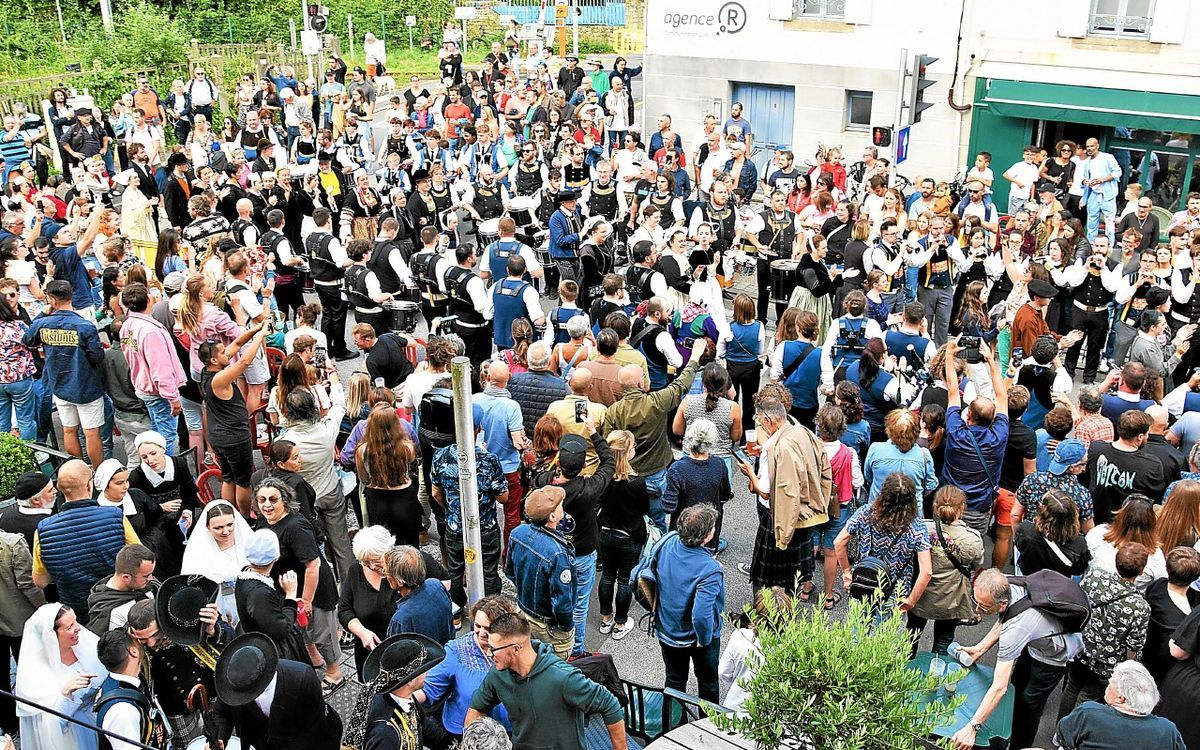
[
  {"x1": 952, "y1": 569, "x2": 1086, "y2": 750},
  {"x1": 508, "y1": 342, "x2": 570, "y2": 435},
  {"x1": 602, "y1": 338, "x2": 706, "y2": 531},
  {"x1": 545, "y1": 369, "x2": 609, "y2": 476},
  {"x1": 506, "y1": 487, "x2": 575, "y2": 658},
  {"x1": 1080, "y1": 137, "x2": 1122, "y2": 245},
  {"x1": 0, "y1": 472, "x2": 56, "y2": 549},
  {"x1": 1055, "y1": 660, "x2": 1184, "y2": 750},
  {"x1": 32, "y1": 460, "x2": 140, "y2": 624},
  {"x1": 384, "y1": 546, "x2": 454, "y2": 644}
]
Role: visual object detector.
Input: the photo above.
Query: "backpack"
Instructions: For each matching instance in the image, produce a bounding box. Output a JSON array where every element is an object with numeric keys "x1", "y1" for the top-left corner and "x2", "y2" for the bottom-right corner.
[
  {"x1": 1001, "y1": 570, "x2": 1091, "y2": 635},
  {"x1": 631, "y1": 531, "x2": 677, "y2": 623}
]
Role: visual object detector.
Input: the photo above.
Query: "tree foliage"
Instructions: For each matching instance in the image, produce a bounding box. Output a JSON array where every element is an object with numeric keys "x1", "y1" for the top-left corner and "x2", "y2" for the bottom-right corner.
[{"x1": 709, "y1": 597, "x2": 960, "y2": 750}]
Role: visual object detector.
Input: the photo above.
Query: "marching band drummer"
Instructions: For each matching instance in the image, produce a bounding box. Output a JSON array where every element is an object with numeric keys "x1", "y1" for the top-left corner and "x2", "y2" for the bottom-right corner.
[
  {"x1": 745, "y1": 189, "x2": 800, "y2": 325},
  {"x1": 460, "y1": 163, "x2": 511, "y2": 229},
  {"x1": 479, "y1": 217, "x2": 544, "y2": 283}
]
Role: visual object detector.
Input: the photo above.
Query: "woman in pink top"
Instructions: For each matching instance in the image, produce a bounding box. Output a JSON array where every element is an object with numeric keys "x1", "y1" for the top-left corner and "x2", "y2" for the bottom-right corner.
[{"x1": 176, "y1": 273, "x2": 244, "y2": 373}]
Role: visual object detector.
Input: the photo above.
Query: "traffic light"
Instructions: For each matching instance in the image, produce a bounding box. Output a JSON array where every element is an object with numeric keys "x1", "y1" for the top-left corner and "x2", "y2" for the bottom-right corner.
[
  {"x1": 908, "y1": 53, "x2": 938, "y2": 124},
  {"x1": 871, "y1": 126, "x2": 892, "y2": 148},
  {"x1": 307, "y1": 3, "x2": 328, "y2": 33}
]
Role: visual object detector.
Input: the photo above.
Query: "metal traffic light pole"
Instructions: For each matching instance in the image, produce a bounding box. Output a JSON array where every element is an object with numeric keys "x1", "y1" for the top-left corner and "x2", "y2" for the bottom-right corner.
[
  {"x1": 891, "y1": 47, "x2": 908, "y2": 187},
  {"x1": 451, "y1": 356, "x2": 485, "y2": 607}
]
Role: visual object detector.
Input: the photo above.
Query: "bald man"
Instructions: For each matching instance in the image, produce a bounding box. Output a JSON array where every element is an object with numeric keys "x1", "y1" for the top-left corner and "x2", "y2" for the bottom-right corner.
[
  {"x1": 32, "y1": 460, "x2": 140, "y2": 624},
  {"x1": 475, "y1": 360, "x2": 530, "y2": 550},
  {"x1": 230, "y1": 197, "x2": 260, "y2": 248},
  {"x1": 1144, "y1": 404, "x2": 1185, "y2": 486},
  {"x1": 601, "y1": 339, "x2": 707, "y2": 531},
  {"x1": 546, "y1": 369, "x2": 608, "y2": 477}
]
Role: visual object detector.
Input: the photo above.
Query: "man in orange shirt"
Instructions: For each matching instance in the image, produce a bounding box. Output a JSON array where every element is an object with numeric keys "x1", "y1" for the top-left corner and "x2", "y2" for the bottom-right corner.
[{"x1": 1012, "y1": 279, "x2": 1082, "y2": 361}]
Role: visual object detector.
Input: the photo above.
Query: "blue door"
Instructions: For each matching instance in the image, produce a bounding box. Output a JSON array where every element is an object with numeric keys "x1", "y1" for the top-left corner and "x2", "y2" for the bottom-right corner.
[{"x1": 731, "y1": 82, "x2": 796, "y2": 178}]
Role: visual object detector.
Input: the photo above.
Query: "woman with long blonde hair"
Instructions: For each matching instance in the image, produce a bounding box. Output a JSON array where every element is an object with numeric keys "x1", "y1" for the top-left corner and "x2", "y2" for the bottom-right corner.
[
  {"x1": 596, "y1": 429, "x2": 649, "y2": 639},
  {"x1": 356, "y1": 406, "x2": 420, "y2": 545}
]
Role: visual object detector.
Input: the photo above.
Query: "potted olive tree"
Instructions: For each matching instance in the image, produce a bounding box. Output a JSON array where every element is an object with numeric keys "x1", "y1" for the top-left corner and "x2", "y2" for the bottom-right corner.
[
  {"x1": 0, "y1": 434, "x2": 37, "y2": 505},
  {"x1": 710, "y1": 597, "x2": 960, "y2": 750}
]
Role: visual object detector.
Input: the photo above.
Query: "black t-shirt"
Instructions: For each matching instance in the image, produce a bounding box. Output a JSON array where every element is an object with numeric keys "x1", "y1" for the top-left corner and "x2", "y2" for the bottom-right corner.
[
  {"x1": 1056, "y1": 699, "x2": 1185, "y2": 750},
  {"x1": 439, "y1": 54, "x2": 463, "y2": 85},
  {"x1": 999, "y1": 418, "x2": 1037, "y2": 491},
  {"x1": 403, "y1": 88, "x2": 431, "y2": 113},
  {"x1": 259, "y1": 512, "x2": 338, "y2": 610},
  {"x1": 1083, "y1": 441, "x2": 1166, "y2": 523},
  {"x1": 1014, "y1": 521, "x2": 1090, "y2": 577},
  {"x1": 365, "y1": 333, "x2": 413, "y2": 389}
]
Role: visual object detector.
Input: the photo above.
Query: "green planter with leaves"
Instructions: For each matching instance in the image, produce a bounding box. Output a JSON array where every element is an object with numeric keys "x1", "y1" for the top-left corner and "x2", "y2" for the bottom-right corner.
[
  {"x1": 0, "y1": 434, "x2": 38, "y2": 503},
  {"x1": 709, "y1": 597, "x2": 961, "y2": 750}
]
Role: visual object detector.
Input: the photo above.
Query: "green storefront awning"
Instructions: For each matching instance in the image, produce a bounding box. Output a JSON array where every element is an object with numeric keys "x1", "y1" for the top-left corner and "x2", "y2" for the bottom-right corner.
[{"x1": 980, "y1": 79, "x2": 1200, "y2": 133}]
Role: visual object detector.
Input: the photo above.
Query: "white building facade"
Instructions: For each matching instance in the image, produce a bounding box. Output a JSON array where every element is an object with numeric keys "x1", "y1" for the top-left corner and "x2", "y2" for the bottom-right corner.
[{"x1": 644, "y1": 0, "x2": 1200, "y2": 211}]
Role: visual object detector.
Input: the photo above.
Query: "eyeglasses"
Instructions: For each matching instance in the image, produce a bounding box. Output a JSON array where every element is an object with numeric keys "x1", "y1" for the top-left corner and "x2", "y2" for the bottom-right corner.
[
  {"x1": 969, "y1": 190, "x2": 982, "y2": 195},
  {"x1": 487, "y1": 642, "x2": 520, "y2": 655}
]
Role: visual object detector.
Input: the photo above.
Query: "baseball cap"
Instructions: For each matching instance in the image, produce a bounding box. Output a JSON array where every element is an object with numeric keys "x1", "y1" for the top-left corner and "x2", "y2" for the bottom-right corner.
[
  {"x1": 557, "y1": 434, "x2": 588, "y2": 475},
  {"x1": 524, "y1": 486, "x2": 566, "y2": 523},
  {"x1": 163, "y1": 271, "x2": 187, "y2": 293},
  {"x1": 1048, "y1": 439, "x2": 1087, "y2": 475}
]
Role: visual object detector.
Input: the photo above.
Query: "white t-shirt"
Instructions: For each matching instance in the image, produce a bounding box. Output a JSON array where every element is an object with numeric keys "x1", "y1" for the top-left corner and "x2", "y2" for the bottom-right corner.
[
  {"x1": 284, "y1": 326, "x2": 329, "y2": 353},
  {"x1": 1005, "y1": 161, "x2": 1040, "y2": 200}
]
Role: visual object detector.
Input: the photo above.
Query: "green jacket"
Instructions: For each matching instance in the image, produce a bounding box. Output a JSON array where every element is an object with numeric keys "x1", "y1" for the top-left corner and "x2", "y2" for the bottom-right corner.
[
  {"x1": 601, "y1": 359, "x2": 699, "y2": 474},
  {"x1": 470, "y1": 641, "x2": 623, "y2": 750}
]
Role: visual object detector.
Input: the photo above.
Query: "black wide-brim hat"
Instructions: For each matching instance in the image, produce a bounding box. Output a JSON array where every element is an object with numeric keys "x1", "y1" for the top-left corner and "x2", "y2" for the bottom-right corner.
[
  {"x1": 362, "y1": 632, "x2": 446, "y2": 693},
  {"x1": 215, "y1": 633, "x2": 279, "y2": 706},
  {"x1": 556, "y1": 188, "x2": 580, "y2": 204},
  {"x1": 1027, "y1": 278, "x2": 1059, "y2": 299},
  {"x1": 156, "y1": 574, "x2": 219, "y2": 647}
]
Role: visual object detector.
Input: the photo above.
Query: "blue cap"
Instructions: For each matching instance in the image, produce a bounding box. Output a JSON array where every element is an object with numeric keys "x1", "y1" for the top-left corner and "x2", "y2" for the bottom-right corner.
[{"x1": 1048, "y1": 439, "x2": 1087, "y2": 475}]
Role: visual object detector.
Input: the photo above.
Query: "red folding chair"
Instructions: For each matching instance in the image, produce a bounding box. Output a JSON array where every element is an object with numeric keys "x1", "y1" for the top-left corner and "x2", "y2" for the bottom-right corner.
[{"x1": 196, "y1": 468, "x2": 223, "y2": 505}]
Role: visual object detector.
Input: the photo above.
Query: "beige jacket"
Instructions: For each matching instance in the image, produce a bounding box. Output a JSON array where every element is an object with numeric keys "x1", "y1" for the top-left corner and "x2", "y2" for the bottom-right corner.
[{"x1": 768, "y1": 421, "x2": 833, "y2": 547}]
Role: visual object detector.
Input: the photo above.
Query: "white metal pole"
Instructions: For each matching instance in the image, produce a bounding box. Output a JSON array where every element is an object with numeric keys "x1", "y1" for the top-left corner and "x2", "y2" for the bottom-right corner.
[
  {"x1": 451, "y1": 356, "x2": 485, "y2": 607},
  {"x1": 290, "y1": 19, "x2": 298, "y2": 52},
  {"x1": 348, "y1": 15, "x2": 355, "y2": 59},
  {"x1": 98, "y1": 0, "x2": 113, "y2": 34},
  {"x1": 571, "y1": 0, "x2": 579, "y2": 56},
  {"x1": 54, "y1": 0, "x2": 68, "y2": 43},
  {"x1": 891, "y1": 46, "x2": 908, "y2": 187}
]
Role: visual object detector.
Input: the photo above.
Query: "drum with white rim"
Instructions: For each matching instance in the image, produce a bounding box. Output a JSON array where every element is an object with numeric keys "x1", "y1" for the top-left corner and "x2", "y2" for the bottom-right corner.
[
  {"x1": 385, "y1": 300, "x2": 422, "y2": 334},
  {"x1": 509, "y1": 196, "x2": 539, "y2": 228},
  {"x1": 477, "y1": 217, "x2": 502, "y2": 249},
  {"x1": 770, "y1": 260, "x2": 800, "y2": 305},
  {"x1": 188, "y1": 736, "x2": 241, "y2": 750}
]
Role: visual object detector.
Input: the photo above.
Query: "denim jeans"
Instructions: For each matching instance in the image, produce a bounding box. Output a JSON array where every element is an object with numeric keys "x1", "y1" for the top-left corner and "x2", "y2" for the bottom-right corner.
[
  {"x1": 571, "y1": 550, "x2": 598, "y2": 655},
  {"x1": 643, "y1": 468, "x2": 668, "y2": 532},
  {"x1": 597, "y1": 529, "x2": 641, "y2": 624},
  {"x1": 34, "y1": 377, "x2": 53, "y2": 442},
  {"x1": 139, "y1": 395, "x2": 179, "y2": 455},
  {"x1": 660, "y1": 639, "x2": 720, "y2": 703},
  {"x1": 0, "y1": 378, "x2": 37, "y2": 440}
]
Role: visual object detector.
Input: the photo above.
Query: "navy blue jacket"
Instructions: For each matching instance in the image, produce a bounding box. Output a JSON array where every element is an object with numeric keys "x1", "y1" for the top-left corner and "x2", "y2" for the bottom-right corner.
[
  {"x1": 36, "y1": 500, "x2": 127, "y2": 624},
  {"x1": 505, "y1": 523, "x2": 575, "y2": 629},
  {"x1": 548, "y1": 207, "x2": 582, "y2": 260},
  {"x1": 23, "y1": 308, "x2": 104, "y2": 403}
]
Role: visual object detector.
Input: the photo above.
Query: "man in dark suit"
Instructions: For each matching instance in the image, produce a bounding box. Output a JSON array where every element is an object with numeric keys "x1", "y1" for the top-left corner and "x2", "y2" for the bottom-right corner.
[
  {"x1": 209, "y1": 633, "x2": 343, "y2": 750},
  {"x1": 162, "y1": 152, "x2": 193, "y2": 232}
]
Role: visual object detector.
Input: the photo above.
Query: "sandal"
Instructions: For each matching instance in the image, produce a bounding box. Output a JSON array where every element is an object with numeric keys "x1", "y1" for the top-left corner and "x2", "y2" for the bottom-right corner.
[
  {"x1": 321, "y1": 677, "x2": 346, "y2": 697},
  {"x1": 823, "y1": 591, "x2": 842, "y2": 611},
  {"x1": 797, "y1": 583, "x2": 816, "y2": 603}
]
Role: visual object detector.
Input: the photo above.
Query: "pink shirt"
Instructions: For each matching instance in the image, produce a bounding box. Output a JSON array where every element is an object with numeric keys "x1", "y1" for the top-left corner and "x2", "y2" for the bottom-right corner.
[{"x1": 120, "y1": 312, "x2": 187, "y2": 402}]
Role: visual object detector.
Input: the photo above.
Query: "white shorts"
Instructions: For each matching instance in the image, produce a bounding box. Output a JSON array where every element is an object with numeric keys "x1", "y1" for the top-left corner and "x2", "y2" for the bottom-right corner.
[
  {"x1": 242, "y1": 348, "x2": 270, "y2": 386},
  {"x1": 54, "y1": 396, "x2": 105, "y2": 429}
]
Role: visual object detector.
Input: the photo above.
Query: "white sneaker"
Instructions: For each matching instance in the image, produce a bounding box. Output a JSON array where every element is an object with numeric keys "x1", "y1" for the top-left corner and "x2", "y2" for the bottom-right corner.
[
  {"x1": 599, "y1": 619, "x2": 613, "y2": 634},
  {"x1": 1097, "y1": 358, "x2": 1111, "y2": 374},
  {"x1": 611, "y1": 621, "x2": 633, "y2": 640}
]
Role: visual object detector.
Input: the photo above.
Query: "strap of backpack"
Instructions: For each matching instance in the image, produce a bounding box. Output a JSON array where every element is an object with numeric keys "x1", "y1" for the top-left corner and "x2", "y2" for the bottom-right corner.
[
  {"x1": 933, "y1": 515, "x2": 975, "y2": 581},
  {"x1": 1000, "y1": 577, "x2": 1031, "y2": 622},
  {"x1": 781, "y1": 341, "x2": 816, "y2": 381},
  {"x1": 964, "y1": 428, "x2": 1000, "y2": 493}
]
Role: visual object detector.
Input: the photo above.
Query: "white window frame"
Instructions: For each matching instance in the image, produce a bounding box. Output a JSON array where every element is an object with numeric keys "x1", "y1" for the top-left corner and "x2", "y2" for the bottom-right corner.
[
  {"x1": 794, "y1": 0, "x2": 846, "y2": 20},
  {"x1": 1088, "y1": 0, "x2": 1156, "y2": 39},
  {"x1": 844, "y1": 90, "x2": 872, "y2": 132}
]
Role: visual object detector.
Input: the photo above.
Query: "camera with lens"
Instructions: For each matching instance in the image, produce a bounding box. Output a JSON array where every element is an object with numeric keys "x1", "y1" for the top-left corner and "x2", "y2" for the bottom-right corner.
[{"x1": 958, "y1": 335, "x2": 982, "y2": 364}]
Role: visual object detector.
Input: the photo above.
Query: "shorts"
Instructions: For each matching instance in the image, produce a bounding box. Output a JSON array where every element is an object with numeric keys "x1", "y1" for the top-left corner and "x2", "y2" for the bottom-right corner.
[
  {"x1": 994, "y1": 487, "x2": 1015, "y2": 528},
  {"x1": 818, "y1": 503, "x2": 852, "y2": 550},
  {"x1": 242, "y1": 349, "x2": 270, "y2": 386},
  {"x1": 303, "y1": 605, "x2": 342, "y2": 666},
  {"x1": 180, "y1": 397, "x2": 203, "y2": 432},
  {"x1": 54, "y1": 396, "x2": 105, "y2": 429},
  {"x1": 212, "y1": 441, "x2": 255, "y2": 487}
]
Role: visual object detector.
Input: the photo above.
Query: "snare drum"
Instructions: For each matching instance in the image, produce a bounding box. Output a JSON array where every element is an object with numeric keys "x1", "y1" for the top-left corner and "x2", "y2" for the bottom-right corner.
[
  {"x1": 509, "y1": 196, "x2": 538, "y2": 228},
  {"x1": 477, "y1": 217, "x2": 502, "y2": 249},
  {"x1": 769, "y1": 260, "x2": 800, "y2": 305},
  {"x1": 386, "y1": 300, "x2": 421, "y2": 334},
  {"x1": 188, "y1": 737, "x2": 241, "y2": 750}
]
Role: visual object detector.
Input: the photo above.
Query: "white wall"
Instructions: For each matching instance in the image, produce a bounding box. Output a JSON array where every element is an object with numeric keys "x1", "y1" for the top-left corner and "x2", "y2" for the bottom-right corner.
[{"x1": 644, "y1": 0, "x2": 1200, "y2": 187}]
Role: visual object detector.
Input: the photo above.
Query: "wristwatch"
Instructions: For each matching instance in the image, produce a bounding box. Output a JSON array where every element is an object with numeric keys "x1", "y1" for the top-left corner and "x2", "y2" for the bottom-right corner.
[{"x1": 969, "y1": 721, "x2": 984, "y2": 733}]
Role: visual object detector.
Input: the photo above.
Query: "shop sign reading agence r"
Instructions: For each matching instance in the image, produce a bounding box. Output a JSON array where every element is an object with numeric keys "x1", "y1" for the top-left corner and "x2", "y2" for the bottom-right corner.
[{"x1": 662, "y1": 1, "x2": 747, "y2": 36}]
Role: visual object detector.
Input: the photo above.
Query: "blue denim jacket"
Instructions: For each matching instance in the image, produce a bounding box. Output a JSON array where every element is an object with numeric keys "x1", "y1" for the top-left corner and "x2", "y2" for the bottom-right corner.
[{"x1": 505, "y1": 523, "x2": 575, "y2": 628}]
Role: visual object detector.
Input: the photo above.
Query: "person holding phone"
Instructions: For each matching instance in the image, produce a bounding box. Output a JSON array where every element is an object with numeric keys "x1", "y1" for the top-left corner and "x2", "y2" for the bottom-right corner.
[{"x1": 545, "y1": 369, "x2": 608, "y2": 477}]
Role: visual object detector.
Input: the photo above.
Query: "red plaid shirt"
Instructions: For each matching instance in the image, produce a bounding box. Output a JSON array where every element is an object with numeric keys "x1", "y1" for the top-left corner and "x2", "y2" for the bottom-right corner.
[{"x1": 1074, "y1": 413, "x2": 1114, "y2": 449}]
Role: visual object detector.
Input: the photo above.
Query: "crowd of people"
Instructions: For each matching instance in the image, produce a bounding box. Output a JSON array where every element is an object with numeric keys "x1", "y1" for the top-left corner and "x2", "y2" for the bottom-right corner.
[{"x1": 2, "y1": 22, "x2": 1200, "y2": 750}]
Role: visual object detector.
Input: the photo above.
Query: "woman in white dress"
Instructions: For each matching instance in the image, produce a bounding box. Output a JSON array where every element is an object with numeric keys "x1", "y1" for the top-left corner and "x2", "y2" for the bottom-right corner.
[
  {"x1": 114, "y1": 170, "x2": 159, "y2": 267},
  {"x1": 181, "y1": 499, "x2": 253, "y2": 627},
  {"x1": 688, "y1": 223, "x2": 729, "y2": 335},
  {"x1": 16, "y1": 604, "x2": 107, "y2": 750}
]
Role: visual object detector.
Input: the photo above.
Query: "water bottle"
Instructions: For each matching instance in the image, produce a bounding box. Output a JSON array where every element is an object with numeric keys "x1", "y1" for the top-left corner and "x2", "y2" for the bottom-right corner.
[{"x1": 947, "y1": 642, "x2": 974, "y2": 667}]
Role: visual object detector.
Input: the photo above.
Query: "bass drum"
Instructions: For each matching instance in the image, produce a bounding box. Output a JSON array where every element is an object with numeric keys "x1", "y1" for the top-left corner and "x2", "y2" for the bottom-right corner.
[{"x1": 769, "y1": 260, "x2": 800, "y2": 305}]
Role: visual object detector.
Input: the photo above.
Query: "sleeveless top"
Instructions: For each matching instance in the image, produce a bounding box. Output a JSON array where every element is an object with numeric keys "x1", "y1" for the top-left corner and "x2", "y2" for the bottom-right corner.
[{"x1": 684, "y1": 395, "x2": 735, "y2": 458}]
